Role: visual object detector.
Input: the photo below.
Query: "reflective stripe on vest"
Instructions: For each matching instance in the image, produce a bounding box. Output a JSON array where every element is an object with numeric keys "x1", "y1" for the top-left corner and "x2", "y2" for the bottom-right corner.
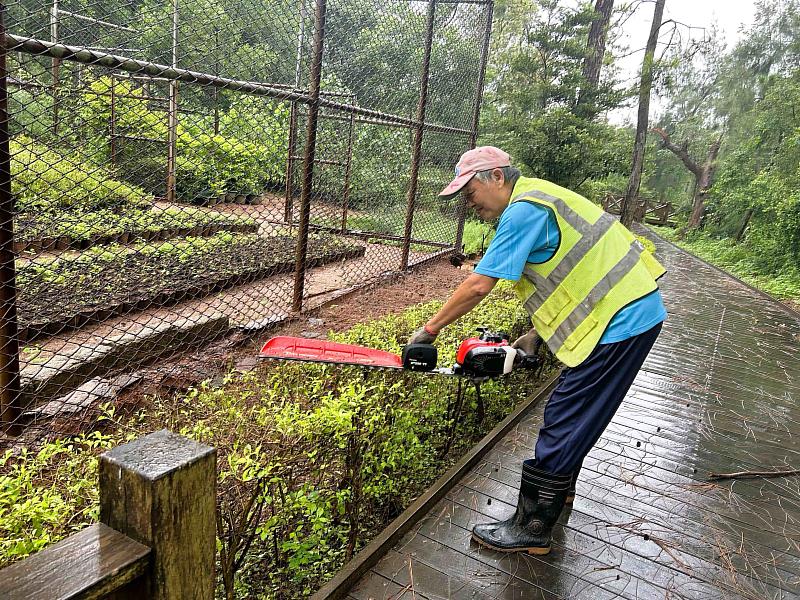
[
  {"x1": 513, "y1": 188, "x2": 650, "y2": 355},
  {"x1": 543, "y1": 241, "x2": 644, "y2": 350}
]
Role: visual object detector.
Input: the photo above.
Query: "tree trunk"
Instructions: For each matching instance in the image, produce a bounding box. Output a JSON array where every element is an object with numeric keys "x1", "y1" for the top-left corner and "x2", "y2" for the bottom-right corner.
[
  {"x1": 650, "y1": 127, "x2": 723, "y2": 230},
  {"x1": 620, "y1": 0, "x2": 666, "y2": 227},
  {"x1": 577, "y1": 0, "x2": 614, "y2": 116},
  {"x1": 734, "y1": 208, "x2": 754, "y2": 242},
  {"x1": 687, "y1": 134, "x2": 722, "y2": 229}
]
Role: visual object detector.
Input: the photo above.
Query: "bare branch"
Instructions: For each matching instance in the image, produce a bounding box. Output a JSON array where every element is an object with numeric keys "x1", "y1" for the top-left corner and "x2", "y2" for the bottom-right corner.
[
  {"x1": 709, "y1": 469, "x2": 800, "y2": 481},
  {"x1": 650, "y1": 127, "x2": 703, "y2": 176}
]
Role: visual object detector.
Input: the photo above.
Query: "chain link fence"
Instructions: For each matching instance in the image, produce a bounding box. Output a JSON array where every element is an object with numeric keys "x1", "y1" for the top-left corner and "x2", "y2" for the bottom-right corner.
[{"x1": 0, "y1": 0, "x2": 492, "y2": 439}]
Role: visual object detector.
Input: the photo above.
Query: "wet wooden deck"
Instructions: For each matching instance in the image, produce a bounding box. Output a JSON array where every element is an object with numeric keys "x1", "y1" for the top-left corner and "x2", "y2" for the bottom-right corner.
[{"x1": 346, "y1": 232, "x2": 800, "y2": 599}]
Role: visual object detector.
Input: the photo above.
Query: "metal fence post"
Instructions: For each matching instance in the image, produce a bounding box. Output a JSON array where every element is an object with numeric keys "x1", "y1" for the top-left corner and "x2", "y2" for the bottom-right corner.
[
  {"x1": 0, "y1": 2, "x2": 21, "y2": 432},
  {"x1": 400, "y1": 0, "x2": 437, "y2": 271},
  {"x1": 292, "y1": 0, "x2": 327, "y2": 312},
  {"x1": 165, "y1": 0, "x2": 178, "y2": 203},
  {"x1": 50, "y1": 0, "x2": 60, "y2": 136},
  {"x1": 453, "y1": 0, "x2": 494, "y2": 256}
]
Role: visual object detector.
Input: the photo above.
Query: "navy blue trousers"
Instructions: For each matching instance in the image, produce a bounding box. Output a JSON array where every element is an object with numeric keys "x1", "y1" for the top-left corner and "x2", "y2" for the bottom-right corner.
[{"x1": 534, "y1": 322, "x2": 662, "y2": 475}]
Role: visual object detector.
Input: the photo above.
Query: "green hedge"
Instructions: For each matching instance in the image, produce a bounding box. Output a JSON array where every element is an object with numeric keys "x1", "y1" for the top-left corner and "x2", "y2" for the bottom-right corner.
[
  {"x1": 11, "y1": 135, "x2": 150, "y2": 213},
  {"x1": 1, "y1": 281, "x2": 552, "y2": 599}
]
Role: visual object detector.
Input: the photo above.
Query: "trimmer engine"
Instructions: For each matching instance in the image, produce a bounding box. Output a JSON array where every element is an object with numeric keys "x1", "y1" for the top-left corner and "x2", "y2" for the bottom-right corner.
[{"x1": 453, "y1": 328, "x2": 515, "y2": 378}]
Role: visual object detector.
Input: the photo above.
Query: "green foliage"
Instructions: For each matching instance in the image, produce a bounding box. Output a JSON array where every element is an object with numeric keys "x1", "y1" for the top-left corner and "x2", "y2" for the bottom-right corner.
[
  {"x1": 577, "y1": 172, "x2": 633, "y2": 206},
  {"x1": 651, "y1": 226, "x2": 800, "y2": 301},
  {"x1": 16, "y1": 206, "x2": 256, "y2": 243},
  {"x1": 641, "y1": 1, "x2": 800, "y2": 276},
  {"x1": 461, "y1": 219, "x2": 495, "y2": 256},
  {"x1": 78, "y1": 77, "x2": 289, "y2": 203},
  {"x1": 11, "y1": 135, "x2": 150, "y2": 213},
  {"x1": 481, "y1": 0, "x2": 629, "y2": 187},
  {"x1": 0, "y1": 432, "x2": 120, "y2": 565},
  {"x1": 0, "y1": 282, "x2": 550, "y2": 598}
]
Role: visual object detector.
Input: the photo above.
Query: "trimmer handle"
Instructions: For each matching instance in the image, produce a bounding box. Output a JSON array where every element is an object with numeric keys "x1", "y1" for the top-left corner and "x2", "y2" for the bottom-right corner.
[{"x1": 513, "y1": 348, "x2": 540, "y2": 370}]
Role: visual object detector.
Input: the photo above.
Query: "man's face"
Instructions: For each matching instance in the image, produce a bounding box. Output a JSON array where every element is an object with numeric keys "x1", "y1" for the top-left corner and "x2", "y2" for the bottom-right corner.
[{"x1": 461, "y1": 169, "x2": 511, "y2": 221}]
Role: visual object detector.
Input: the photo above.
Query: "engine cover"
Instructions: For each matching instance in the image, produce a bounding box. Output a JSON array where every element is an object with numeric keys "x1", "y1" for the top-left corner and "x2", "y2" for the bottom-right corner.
[{"x1": 456, "y1": 345, "x2": 516, "y2": 378}]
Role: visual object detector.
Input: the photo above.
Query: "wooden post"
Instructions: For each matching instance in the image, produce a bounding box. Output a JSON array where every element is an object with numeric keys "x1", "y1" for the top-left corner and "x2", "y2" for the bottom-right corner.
[{"x1": 99, "y1": 429, "x2": 216, "y2": 599}]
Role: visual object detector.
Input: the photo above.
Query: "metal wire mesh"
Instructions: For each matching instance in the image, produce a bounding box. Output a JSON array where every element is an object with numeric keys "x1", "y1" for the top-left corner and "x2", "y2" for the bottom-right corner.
[{"x1": 0, "y1": 0, "x2": 492, "y2": 439}]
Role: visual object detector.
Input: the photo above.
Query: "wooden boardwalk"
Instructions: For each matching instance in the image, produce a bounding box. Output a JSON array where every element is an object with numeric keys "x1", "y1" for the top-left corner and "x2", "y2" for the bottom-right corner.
[{"x1": 347, "y1": 232, "x2": 800, "y2": 599}]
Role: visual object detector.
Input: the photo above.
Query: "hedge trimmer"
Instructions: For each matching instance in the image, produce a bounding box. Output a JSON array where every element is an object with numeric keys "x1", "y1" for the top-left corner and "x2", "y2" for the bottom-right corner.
[{"x1": 259, "y1": 328, "x2": 540, "y2": 423}]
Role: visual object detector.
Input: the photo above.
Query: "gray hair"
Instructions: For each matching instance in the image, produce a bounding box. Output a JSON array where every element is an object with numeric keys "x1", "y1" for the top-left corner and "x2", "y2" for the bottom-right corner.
[{"x1": 474, "y1": 165, "x2": 521, "y2": 188}]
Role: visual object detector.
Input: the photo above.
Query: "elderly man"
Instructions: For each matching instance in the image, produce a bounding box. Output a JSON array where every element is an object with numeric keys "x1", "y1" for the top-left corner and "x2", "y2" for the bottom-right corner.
[{"x1": 408, "y1": 146, "x2": 667, "y2": 555}]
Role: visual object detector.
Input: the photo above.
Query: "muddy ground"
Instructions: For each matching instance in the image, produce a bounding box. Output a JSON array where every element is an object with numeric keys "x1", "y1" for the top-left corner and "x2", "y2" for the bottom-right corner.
[{"x1": 114, "y1": 258, "x2": 472, "y2": 412}]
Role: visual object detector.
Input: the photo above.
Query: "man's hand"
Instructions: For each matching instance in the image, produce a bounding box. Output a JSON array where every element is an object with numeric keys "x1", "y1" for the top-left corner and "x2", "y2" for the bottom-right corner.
[
  {"x1": 512, "y1": 327, "x2": 542, "y2": 355},
  {"x1": 408, "y1": 325, "x2": 438, "y2": 345}
]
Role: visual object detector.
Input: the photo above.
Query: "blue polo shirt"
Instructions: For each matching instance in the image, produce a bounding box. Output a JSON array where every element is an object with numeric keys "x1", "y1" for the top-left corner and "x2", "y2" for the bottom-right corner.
[{"x1": 475, "y1": 202, "x2": 667, "y2": 344}]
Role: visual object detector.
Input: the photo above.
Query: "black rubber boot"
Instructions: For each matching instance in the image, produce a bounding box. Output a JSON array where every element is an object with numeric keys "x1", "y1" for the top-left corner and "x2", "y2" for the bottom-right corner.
[
  {"x1": 471, "y1": 460, "x2": 570, "y2": 555},
  {"x1": 566, "y1": 462, "x2": 582, "y2": 505},
  {"x1": 565, "y1": 471, "x2": 577, "y2": 505}
]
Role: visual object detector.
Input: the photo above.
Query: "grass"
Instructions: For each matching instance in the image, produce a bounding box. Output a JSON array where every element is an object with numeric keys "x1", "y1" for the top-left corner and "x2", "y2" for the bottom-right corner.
[{"x1": 650, "y1": 226, "x2": 800, "y2": 303}]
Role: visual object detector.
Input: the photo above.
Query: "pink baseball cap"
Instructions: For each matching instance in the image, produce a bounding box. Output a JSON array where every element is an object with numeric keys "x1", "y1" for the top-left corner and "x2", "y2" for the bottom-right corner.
[{"x1": 438, "y1": 146, "x2": 511, "y2": 197}]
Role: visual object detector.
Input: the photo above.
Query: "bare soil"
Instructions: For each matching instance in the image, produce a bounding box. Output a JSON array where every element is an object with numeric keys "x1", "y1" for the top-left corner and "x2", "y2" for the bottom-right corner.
[{"x1": 119, "y1": 258, "x2": 472, "y2": 405}]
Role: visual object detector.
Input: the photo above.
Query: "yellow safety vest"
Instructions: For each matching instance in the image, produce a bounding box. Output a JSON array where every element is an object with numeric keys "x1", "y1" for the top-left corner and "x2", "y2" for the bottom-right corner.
[{"x1": 510, "y1": 177, "x2": 666, "y2": 367}]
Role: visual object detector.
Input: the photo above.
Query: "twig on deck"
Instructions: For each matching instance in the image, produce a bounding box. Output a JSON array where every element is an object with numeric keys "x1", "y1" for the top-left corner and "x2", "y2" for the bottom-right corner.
[
  {"x1": 407, "y1": 558, "x2": 417, "y2": 600},
  {"x1": 708, "y1": 469, "x2": 800, "y2": 481}
]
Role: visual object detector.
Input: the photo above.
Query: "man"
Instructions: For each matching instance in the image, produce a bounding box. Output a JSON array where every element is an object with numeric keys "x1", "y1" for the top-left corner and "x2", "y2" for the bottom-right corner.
[{"x1": 408, "y1": 146, "x2": 666, "y2": 555}]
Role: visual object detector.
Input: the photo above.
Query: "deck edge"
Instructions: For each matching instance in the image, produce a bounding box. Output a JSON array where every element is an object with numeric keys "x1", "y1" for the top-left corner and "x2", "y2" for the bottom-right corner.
[{"x1": 310, "y1": 372, "x2": 560, "y2": 600}]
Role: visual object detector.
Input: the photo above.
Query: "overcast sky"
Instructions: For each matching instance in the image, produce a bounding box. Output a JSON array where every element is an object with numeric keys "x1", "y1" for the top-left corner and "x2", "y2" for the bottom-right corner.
[{"x1": 609, "y1": 0, "x2": 758, "y2": 123}]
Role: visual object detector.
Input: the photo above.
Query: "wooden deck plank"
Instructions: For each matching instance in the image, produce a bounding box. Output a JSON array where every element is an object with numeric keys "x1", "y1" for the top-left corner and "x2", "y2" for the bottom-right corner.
[
  {"x1": 453, "y1": 478, "x2": 795, "y2": 598},
  {"x1": 370, "y1": 548, "x2": 514, "y2": 600},
  {"x1": 336, "y1": 230, "x2": 800, "y2": 599},
  {"x1": 510, "y1": 408, "x2": 800, "y2": 513},
  {"x1": 484, "y1": 444, "x2": 800, "y2": 570},
  {"x1": 473, "y1": 449, "x2": 800, "y2": 587},
  {"x1": 430, "y1": 490, "x2": 722, "y2": 599},
  {"x1": 348, "y1": 570, "x2": 430, "y2": 600},
  {"x1": 0, "y1": 523, "x2": 150, "y2": 600},
  {"x1": 503, "y1": 407, "x2": 800, "y2": 531},
  {"x1": 497, "y1": 417, "x2": 800, "y2": 530}
]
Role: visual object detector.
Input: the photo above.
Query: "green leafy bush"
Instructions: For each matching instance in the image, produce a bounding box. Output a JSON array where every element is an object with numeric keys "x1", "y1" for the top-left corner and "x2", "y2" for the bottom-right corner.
[
  {"x1": 0, "y1": 282, "x2": 552, "y2": 599},
  {"x1": 78, "y1": 77, "x2": 289, "y2": 203},
  {"x1": 11, "y1": 135, "x2": 150, "y2": 213},
  {"x1": 0, "y1": 432, "x2": 120, "y2": 563},
  {"x1": 461, "y1": 219, "x2": 495, "y2": 256}
]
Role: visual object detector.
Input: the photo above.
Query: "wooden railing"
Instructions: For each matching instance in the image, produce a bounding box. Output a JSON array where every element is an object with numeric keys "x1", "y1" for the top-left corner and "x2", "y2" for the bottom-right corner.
[
  {"x1": 601, "y1": 194, "x2": 676, "y2": 226},
  {"x1": 0, "y1": 430, "x2": 216, "y2": 599}
]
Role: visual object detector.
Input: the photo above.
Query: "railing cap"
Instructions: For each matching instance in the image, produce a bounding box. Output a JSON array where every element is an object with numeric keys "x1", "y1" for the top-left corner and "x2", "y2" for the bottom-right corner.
[{"x1": 101, "y1": 429, "x2": 214, "y2": 481}]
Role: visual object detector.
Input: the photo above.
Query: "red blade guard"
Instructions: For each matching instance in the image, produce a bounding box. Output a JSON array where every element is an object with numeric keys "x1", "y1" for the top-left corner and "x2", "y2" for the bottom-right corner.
[{"x1": 259, "y1": 336, "x2": 403, "y2": 369}]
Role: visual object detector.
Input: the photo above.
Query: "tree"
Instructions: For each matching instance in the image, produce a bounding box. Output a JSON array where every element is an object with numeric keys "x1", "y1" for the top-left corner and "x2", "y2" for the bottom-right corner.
[
  {"x1": 576, "y1": 0, "x2": 614, "y2": 117},
  {"x1": 650, "y1": 127, "x2": 722, "y2": 228},
  {"x1": 481, "y1": 0, "x2": 628, "y2": 187},
  {"x1": 620, "y1": 0, "x2": 666, "y2": 227}
]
